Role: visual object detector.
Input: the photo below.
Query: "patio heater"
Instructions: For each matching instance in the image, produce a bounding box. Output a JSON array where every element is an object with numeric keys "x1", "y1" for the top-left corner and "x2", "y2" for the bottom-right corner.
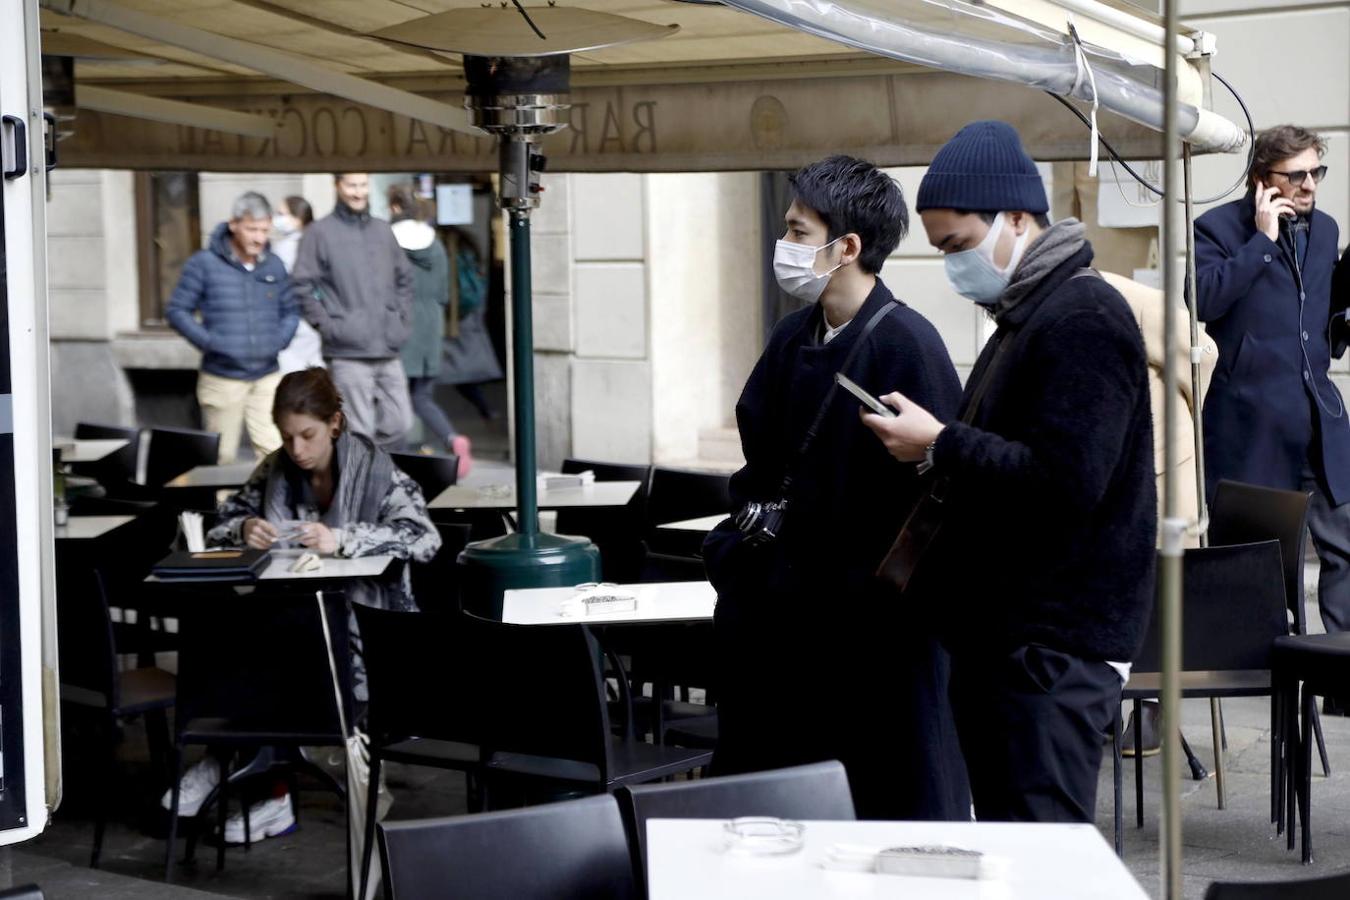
[{"x1": 455, "y1": 53, "x2": 601, "y2": 611}]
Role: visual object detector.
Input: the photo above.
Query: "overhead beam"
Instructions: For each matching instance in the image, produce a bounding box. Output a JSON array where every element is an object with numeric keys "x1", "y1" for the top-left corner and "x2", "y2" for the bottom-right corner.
[
  {"x1": 75, "y1": 84, "x2": 279, "y2": 137},
  {"x1": 41, "y1": 0, "x2": 479, "y2": 135},
  {"x1": 227, "y1": 0, "x2": 458, "y2": 68}
]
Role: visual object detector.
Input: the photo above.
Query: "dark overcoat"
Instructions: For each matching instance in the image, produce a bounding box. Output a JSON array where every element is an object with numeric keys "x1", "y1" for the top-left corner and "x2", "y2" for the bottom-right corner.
[
  {"x1": 702, "y1": 278, "x2": 969, "y2": 821},
  {"x1": 1194, "y1": 197, "x2": 1350, "y2": 505}
]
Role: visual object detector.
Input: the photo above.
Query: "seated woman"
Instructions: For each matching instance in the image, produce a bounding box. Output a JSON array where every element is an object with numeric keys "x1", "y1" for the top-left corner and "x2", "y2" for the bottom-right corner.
[
  {"x1": 208, "y1": 365, "x2": 441, "y2": 610},
  {"x1": 163, "y1": 367, "x2": 440, "y2": 844}
]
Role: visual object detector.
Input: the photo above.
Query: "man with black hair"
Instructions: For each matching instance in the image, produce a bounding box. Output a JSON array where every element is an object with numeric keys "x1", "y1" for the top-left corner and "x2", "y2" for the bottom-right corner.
[{"x1": 704, "y1": 154, "x2": 969, "y2": 820}]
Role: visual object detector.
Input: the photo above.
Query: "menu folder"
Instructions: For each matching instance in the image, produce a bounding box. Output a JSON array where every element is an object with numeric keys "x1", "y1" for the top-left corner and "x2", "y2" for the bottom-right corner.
[{"x1": 152, "y1": 548, "x2": 270, "y2": 582}]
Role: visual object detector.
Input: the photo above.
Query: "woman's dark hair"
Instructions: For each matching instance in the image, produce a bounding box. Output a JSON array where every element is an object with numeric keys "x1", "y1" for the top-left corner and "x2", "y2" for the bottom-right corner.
[
  {"x1": 283, "y1": 195, "x2": 313, "y2": 227},
  {"x1": 387, "y1": 183, "x2": 420, "y2": 222},
  {"x1": 1249, "y1": 125, "x2": 1327, "y2": 192},
  {"x1": 788, "y1": 155, "x2": 908, "y2": 274},
  {"x1": 273, "y1": 367, "x2": 345, "y2": 429}
]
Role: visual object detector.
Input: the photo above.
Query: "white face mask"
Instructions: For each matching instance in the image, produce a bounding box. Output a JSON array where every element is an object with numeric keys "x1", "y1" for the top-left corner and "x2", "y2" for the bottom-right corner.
[
  {"x1": 942, "y1": 212, "x2": 1029, "y2": 306},
  {"x1": 773, "y1": 236, "x2": 844, "y2": 304},
  {"x1": 272, "y1": 213, "x2": 298, "y2": 236}
]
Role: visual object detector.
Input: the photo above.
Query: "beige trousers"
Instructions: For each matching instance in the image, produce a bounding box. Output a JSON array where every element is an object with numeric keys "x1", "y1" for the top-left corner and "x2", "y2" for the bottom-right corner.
[{"x1": 196, "y1": 370, "x2": 283, "y2": 463}]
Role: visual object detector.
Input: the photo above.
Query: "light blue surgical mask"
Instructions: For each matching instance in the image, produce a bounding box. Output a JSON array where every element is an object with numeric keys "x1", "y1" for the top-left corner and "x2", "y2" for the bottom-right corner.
[{"x1": 943, "y1": 212, "x2": 1028, "y2": 306}]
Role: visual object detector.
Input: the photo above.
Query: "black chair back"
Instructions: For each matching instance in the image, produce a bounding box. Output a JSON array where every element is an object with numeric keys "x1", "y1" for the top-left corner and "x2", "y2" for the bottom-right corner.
[
  {"x1": 175, "y1": 589, "x2": 351, "y2": 743},
  {"x1": 1134, "y1": 541, "x2": 1287, "y2": 673},
  {"x1": 1204, "y1": 870, "x2": 1350, "y2": 899},
  {"x1": 617, "y1": 761, "x2": 855, "y2": 872},
  {"x1": 0, "y1": 886, "x2": 45, "y2": 900},
  {"x1": 1210, "y1": 480, "x2": 1313, "y2": 631},
  {"x1": 72, "y1": 422, "x2": 142, "y2": 484},
  {"x1": 410, "y1": 522, "x2": 472, "y2": 613},
  {"x1": 556, "y1": 458, "x2": 652, "y2": 582},
  {"x1": 379, "y1": 794, "x2": 637, "y2": 900},
  {"x1": 54, "y1": 563, "x2": 119, "y2": 709},
  {"x1": 146, "y1": 426, "x2": 220, "y2": 487},
  {"x1": 391, "y1": 452, "x2": 459, "y2": 503},
  {"x1": 472, "y1": 616, "x2": 613, "y2": 779},
  {"x1": 646, "y1": 467, "x2": 731, "y2": 527},
  {"x1": 352, "y1": 604, "x2": 482, "y2": 751}
]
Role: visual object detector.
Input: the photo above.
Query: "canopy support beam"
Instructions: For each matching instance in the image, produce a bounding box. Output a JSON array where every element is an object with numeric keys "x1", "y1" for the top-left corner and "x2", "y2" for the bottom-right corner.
[
  {"x1": 40, "y1": 0, "x2": 479, "y2": 135},
  {"x1": 75, "y1": 84, "x2": 279, "y2": 138}
]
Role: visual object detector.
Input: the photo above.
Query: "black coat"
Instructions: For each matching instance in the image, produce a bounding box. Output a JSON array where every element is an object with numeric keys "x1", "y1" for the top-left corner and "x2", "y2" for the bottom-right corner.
[
  {"x1": 1195, "y1": 197, "x2": 1350, "y2": 504},
  {"x1": 917, "y1": 245, "x2": 1156, "y2": 664},
  {"x1": 704, "y1": 279, "x2": 969, "y2": 820}
]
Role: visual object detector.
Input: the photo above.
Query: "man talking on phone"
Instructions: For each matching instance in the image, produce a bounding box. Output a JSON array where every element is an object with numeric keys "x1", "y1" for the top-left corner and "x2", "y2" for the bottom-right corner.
[
  {"x1": 1194, "y1": 125, "x2": 1350, "y2": 712},
  {"x1": 704, "y1": 155, "x2": 969, "y2": 820}
]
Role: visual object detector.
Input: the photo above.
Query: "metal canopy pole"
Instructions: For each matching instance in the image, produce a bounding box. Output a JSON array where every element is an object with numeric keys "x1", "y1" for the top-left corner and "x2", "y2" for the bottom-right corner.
[{"x1": 1159, "y1": 0, "x2": 1185, "y2": 896}]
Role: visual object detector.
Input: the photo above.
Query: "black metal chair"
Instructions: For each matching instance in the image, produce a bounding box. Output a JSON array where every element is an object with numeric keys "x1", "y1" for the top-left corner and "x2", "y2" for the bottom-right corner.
[
  {"x1": 165, "y1": 589, "x2": 351, "y2": 881},
  {"x1": 409, "y1": 522, "x2": 473, "y2": 614},
  {"x1": 71, "y1": 422, "x2": 142, "y2": 485},
  {"x1": 352, "y1": 604, "x2": 488, "y2": 899},
  {"x1": 1210, "y1": 479, "x2": 1328, "y2": 796},
  {"x1": 379, "y1": 794, "x2": 637, "y2": 900},
  {"x1": 1205, "y1": 870, "x2": 1350, "y2": 899},
  {"x1": 390, "y1": 452, "x2": 459, "y2": 503},
  {"x1": 1271, "y1": 632, "x2": 1350, "y2": 864},
  {"x1": 0, "y1": 887, "x2": 45, "y2": 900},
  {"x1": 616, "y1": 761, "x2": 855, "y2": 890},
  {"x1": 1110, "y1": 541, "x2": 1288, "y2": 855},
  {"x1": 555, "y1": 458, "x2": 651, "y2": 583},
  {"x1": 641, "y1": 467, "x2": 730, "y2": 576},
  {"x1": 55, "y1": 563, "x2": 174, "y2": 868},
  {"x1": 145, "y1": 426, "x2": 221, "y2": 488},
  {"x1": 472, "y1": 615, "x2": 713, "y2": 795}
]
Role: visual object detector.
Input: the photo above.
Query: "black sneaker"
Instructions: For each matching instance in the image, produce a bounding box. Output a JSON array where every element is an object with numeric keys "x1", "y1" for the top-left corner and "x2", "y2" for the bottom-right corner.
[{"x1": 1122, "y1": 701, "x2": 1162, "y2": 757}]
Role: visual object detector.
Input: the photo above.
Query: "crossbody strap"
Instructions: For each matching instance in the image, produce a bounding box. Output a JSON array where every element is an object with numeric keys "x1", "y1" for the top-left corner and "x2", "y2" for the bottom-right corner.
[{"x1": 781, "y1": 300, "x2": 901, "y2": 495}]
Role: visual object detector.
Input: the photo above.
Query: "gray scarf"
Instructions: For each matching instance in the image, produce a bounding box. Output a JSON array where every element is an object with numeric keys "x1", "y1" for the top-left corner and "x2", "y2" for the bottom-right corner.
[
  {"x1": 996, "y1": 218, "x2": 1088, "y2": 320},
  {"x1": 263, "y1": 429, "x2": 392, "y2": 529}
]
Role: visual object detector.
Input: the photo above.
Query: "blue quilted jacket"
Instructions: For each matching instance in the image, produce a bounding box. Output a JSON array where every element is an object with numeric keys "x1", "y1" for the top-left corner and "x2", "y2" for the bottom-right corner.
[{"x1": 167, "y1": 222, "x2": 300, "y2": 380}]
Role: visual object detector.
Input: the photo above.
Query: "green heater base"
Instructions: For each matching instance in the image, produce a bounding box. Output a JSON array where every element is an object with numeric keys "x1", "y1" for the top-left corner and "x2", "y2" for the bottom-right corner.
[{"x1": 457, "y1": 532, "x2": 600, "y2": 619}]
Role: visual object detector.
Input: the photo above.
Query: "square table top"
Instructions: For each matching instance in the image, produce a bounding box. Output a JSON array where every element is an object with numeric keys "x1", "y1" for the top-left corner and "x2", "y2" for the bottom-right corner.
[
  {"x1": 163, "y1": 462, "x2": 259, "y2": 489},
  {"x1": 55, "y1": 515, "x2": 137, "y2": 541},
  {"x1": 645, "y1": 819, "x2": 1148, "y2": 900},
  {"x1": 145, "y1": 552, "x2": 393, "y2": 584},
  {"x1": 655, "y1": 514, "x2": 726, "y2": 533},
  {"x1": 54, "y1": 438, "x2": 130, "y2": 464},
  {"x1": 429, "y1": 480, "x2": 641, "y2": 511},
  {"x1": 502, "y1": 581, "x2": 714, "y2": 626}
]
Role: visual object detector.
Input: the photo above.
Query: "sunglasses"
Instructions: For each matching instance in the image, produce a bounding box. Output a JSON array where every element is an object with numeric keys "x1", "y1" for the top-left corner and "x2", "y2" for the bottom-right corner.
[{"x1": 1268, "y1": 165, "x2": 1328, "y2": 187}]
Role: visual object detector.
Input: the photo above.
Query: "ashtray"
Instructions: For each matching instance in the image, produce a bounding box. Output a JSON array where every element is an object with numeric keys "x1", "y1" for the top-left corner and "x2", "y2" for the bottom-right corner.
[{"x1": 722, "y1": 817, "x2": 805, "y2": 856}]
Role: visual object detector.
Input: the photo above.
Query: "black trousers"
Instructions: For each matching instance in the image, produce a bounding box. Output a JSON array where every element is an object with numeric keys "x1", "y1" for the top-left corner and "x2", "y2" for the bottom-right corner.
[
  {"x1": 949, "y1": 644, "x2": 1120, "y2": 823},
  {"x1": 1302, "y1": 461, "x2": 1350, "y2": 634}
]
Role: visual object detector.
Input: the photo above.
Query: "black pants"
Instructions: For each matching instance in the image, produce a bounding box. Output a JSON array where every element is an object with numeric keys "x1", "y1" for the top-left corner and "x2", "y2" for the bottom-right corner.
[
  {"x1": 1302, "y1": 462, "x2": 1350, "y2": 634},
  {"x1": 949, "y1": 644, "x2": 1119, "y2": 823}
]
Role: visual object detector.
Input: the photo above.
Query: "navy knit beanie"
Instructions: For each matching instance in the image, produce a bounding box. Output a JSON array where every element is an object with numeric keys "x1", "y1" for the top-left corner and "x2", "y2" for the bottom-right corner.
[{"x1": 916, "y1": 120, "x2": 1048, "y2": 215}]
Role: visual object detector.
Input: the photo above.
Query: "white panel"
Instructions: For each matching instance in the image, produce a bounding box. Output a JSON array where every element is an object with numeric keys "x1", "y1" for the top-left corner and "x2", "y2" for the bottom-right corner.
[
  {"x1": 532, "y1": 173, "x2": 570, "y2": 236},
  {"x1": 879, "y1": 258, "x2": 984, "y2": 367},
  {"x1": 528, "y1": 232, "x2": 573, "y2": 296},
  {"x1": 571, "y1": 359, "x2": 653, "y2": 462},
  {"x1": 533, "y1": 351, "x2": 572, "y2": 470},
  {"x1": 1188, "y1": 9, "x2": 1350, "y2": 131},
  {"x1": 532, "y1": 291, "x2": 574, "y2": 353},
  {"x1": 102, "y1": 171, "x2": 141, "y2": 337},
  {"x1": 44, "y1": 181, "x2": 105, "y2": 237},
  {"x1": 48, "y1": 290, "x2": 109, "y2": 341},
  {"x1": 46, "y1": 237, "x2": 106, "y2": 289},
  {"x1": 572, "y1": 173, "x2": 645, "y2": 261},
  {"x1": 575, "y1": 263, "x2": 647, "y2": 359},
  {"x1": 1181, "y1": 0, "x2": 1343, "y2": 15}
]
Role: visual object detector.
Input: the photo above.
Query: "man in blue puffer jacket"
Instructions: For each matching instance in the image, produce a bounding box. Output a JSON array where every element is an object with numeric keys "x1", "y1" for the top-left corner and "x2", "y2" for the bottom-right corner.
[{"x1": 167, "y1": 191, "x2": 299, "y2": 463}]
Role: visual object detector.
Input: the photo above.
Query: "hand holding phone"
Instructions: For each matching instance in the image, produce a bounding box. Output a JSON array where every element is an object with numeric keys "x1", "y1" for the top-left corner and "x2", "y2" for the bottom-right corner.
[{"x1": 835, "y1": 373, "x2": 897, "y2": 418}]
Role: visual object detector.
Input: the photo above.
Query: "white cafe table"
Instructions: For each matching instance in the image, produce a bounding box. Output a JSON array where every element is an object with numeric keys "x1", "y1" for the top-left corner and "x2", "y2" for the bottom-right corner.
[
  {"x1": 53, "y1": 438, "x2": 130, "y2": 464},
  {"x1": 147, "y1": 552, "x2": 393, "y2": 584},
  {"x1": 502, "y1": 581, "x2": 715, "y2": 626},
  {"x1": 655, "y1": 514, "x2": 726, "y2": 534},
  {"x1": 164, "y1": 461, "x2": 258, "y2": 489},
  {"x1": 646, "y1": 819, "x2": 1147, "y2": 900},
  {"x1": 429, "y1": 480, "x2": 641, "y2": 512},
  {"x1": 55, "y1": 515, "x2": 136, "y2": 541}
]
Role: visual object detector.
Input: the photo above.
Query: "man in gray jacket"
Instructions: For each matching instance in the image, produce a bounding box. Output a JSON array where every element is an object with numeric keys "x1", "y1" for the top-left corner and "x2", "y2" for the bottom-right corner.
[{"x1": 290, "y1": 173, "x2": 414, "y2": 449}]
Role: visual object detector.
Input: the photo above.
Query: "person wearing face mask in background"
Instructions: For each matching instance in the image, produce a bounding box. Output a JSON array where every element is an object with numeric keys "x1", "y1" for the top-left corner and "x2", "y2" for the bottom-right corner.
[
  {"x1": 272, "y1": 195, "x2": 326, "y2": 374},
  {"x1": 861, "y1": 121, "x2": 1155, "y2": 823},
  {"x1": 703, "y1": 155, "x2": 969, "y2": 820}
]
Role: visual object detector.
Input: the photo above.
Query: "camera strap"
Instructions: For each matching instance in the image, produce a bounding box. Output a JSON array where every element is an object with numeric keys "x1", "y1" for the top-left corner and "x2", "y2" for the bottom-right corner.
[{"x1": 780, "y1": 299, "x2": 900, "y2": 495}]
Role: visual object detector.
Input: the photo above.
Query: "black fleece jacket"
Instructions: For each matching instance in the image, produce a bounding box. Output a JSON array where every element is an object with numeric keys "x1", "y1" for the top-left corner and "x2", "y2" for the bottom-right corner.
[{"x1": 916, "y1": 243, "x2": 1156, "y2": 662}]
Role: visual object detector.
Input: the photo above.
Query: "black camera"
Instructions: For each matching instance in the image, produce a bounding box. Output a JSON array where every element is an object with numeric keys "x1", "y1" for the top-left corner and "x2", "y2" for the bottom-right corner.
[{"x1": 735, "y1": 499, "x2": 788, "y2": 546}]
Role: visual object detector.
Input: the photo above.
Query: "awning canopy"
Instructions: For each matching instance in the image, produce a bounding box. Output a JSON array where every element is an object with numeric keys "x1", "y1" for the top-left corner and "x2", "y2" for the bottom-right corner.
[{"x1": 39, "y1": 0, "x2": 1243, "y2": 173}]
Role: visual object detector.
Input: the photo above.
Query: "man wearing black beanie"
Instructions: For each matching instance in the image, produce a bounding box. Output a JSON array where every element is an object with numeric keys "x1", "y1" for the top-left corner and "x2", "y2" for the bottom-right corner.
[{"x1": 862, "y1": 121, "x2": 1156, "y2": 823}]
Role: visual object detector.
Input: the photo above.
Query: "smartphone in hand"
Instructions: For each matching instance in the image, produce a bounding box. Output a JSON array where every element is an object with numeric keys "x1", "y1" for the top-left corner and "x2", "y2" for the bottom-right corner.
[{"x1": 836, "y1": 373, "x2": 897, "y2": 418}]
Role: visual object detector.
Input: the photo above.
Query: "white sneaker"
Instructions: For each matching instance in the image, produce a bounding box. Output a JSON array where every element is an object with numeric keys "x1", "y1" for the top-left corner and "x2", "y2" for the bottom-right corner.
[
  {"x1": 161, "y1": 757, "x2": 221, "y2": 817},
  {"x1": 222, "y1": 794, "x2": 297, "y2": 845}
]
